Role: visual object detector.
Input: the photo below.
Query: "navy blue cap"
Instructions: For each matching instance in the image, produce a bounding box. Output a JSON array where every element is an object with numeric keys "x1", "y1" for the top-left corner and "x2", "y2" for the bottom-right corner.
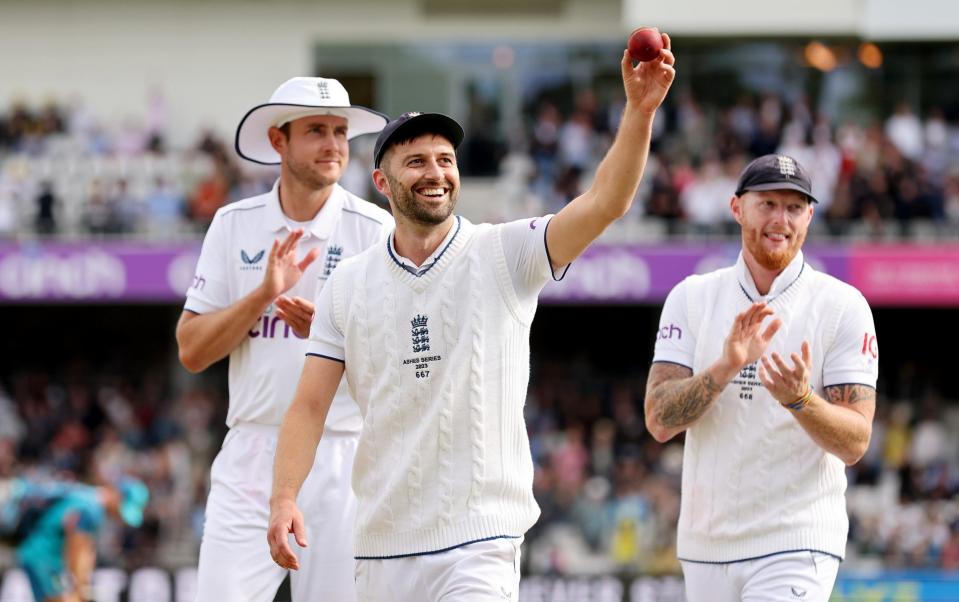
[
  {"x1": 735, "y1": 154, "x2": 818, "y2": 203},
  {"x1": 373, "y1": 112, "x2": 465, "y2": 169}
]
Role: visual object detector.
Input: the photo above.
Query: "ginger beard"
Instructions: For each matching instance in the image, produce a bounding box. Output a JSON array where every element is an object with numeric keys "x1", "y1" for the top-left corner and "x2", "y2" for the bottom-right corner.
[
  {"x1": 384, "y1": 170, "x2": 458, "y2": 226},
  {"x1": 739, "y1": 202, "x2": 809, "y2": 272},
  {"x1": 285, "y1": 145, "x2": 344, "y2": 191}
]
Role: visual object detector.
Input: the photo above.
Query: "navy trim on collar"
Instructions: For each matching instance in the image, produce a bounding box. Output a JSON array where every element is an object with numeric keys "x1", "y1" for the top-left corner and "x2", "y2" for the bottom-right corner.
[
  {"x1": 739, "y1": 262, "x2": 806, "y2": 304},
  {"x1": 386, "y1": 216, "x2": 461, "y2": 278}
]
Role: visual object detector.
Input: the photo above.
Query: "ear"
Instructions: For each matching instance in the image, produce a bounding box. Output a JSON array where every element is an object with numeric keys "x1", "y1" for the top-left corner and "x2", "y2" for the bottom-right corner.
[
  {"x1": 268, "y1": 126, "x2": 287, "y2": 155},
  {"x1": 730, "y1": 195, "x2": 744, "y2": 225},
  {"x1": 372, "y1": 168, "x2": 392, "y2": 200}
]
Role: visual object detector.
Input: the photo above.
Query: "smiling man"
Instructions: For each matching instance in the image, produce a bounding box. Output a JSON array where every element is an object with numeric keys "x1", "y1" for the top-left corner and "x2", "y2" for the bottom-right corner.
[
  {"x1": 176, "y1": 77, "x2": 392, "y2": 602},
  {"x1": 267, "y1": 39, "x2": 676, "y2": 602},
  {"x1": 644, "y1": 154, "x2": 879, "y2": 601}
]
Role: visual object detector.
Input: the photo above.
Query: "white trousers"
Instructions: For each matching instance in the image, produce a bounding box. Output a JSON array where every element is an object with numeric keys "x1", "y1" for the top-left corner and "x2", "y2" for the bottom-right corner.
[
  {"x1": 355, "y1": 537, "x2": 523, "y2": 602},
  {"x1": 195, "y1": 423, "x2": 358, "y2": 602},
  {"x1": 681, "y1": 551, "x2": 840, "y2": 602}
]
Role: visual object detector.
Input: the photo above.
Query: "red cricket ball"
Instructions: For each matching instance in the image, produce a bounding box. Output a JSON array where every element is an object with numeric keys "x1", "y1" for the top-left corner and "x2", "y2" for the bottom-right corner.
[{"x1": 628, "y1": 27, "x2": 663, "y2": 62}]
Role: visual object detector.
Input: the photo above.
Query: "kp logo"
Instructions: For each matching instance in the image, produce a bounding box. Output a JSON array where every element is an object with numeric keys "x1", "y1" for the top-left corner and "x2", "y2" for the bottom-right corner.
[
  {"x1": 411, "y1": 314, "x2": 430, "y2": 353},
  {"x1": 324, "y1": 245, "x2": 343, "y2": 277},
  {"x1": 240, "y1": 249, "x2": 265, "y2": 271},
  {"x1": 861, "y1": 332, "x2": 878, "y2": 359}
]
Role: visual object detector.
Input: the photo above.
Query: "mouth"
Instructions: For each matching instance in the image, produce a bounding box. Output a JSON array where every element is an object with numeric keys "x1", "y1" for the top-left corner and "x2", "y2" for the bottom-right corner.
[
  {"x1": 414, "y1": 184, "x2": 450, "y2": 201},
  {"x1": 763, "y1": 231, "x2": 790, "y2": 244}
]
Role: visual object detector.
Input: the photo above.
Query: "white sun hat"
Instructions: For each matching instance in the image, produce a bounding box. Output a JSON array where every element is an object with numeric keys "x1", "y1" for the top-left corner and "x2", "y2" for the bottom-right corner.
[{"x1": 235, "y1": 77, "x2": 389, "y2": 165}]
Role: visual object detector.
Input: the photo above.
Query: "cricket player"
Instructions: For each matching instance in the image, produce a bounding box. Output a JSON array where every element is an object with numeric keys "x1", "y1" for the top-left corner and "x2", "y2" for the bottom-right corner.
[
  {"x1": 176, "y1": 77, "x2": 392, "y2": 602},
  {"x1": 1, "y1": 476, "x2": 149, "y2": 602},
  {"x1": 267, "y1": 38, "x2": 675, "y2": 601},
  {"x1": 645, "y1": 154, "x2": 879, "y2": 601}
]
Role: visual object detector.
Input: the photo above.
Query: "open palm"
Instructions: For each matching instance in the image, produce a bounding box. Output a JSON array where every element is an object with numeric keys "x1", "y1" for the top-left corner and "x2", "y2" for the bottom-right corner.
[
  {"x1": 262, "y1": 230, "x2": 321, "y2": 300},
  {"x1": 723, "y1": 302, "x2": 782, "y2": 370}
]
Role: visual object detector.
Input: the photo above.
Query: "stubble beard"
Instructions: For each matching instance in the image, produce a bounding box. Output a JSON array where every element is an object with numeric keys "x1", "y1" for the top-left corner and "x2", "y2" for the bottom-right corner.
[
  {"x1": 386, "y1": 172, "x2": 457, "y2": 226},
  {"x1": 287, "y1": 154, "x2": 341, "y2": 191},
  {"x1": 743, "y1": 224, "x2": 806, "y2": 272}
]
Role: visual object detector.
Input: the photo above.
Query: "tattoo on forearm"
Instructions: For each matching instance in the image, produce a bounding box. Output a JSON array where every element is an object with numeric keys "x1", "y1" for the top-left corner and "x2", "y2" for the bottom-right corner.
[
  {"x1": 824, "y1": 384, "x2": 876, "y2": 406},
  {"x1": 650, "y1": 365, "x2": 725, "y2": 428}
]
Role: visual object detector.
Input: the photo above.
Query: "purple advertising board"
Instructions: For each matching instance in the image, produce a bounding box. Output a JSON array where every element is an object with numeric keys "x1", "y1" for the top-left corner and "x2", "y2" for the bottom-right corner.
[{"x1": 0, "y1": 241, "x2": 956, "y2": 306}]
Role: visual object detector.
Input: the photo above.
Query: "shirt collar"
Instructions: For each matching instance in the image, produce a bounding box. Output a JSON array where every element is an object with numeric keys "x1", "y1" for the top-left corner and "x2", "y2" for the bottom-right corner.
[
  {"x1": 388, "y1": 216, "x2": 461, "y2": 276},
  {"x1": 735, "y1": 249, "x2": 805, "y2": 302},
  {"x1": 264, "y1": 179, "x2": 345, "y2": 241}
]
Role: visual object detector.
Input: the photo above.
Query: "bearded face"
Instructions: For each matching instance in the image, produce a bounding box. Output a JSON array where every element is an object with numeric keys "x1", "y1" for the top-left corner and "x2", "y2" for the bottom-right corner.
[
  {"x1": 735, "y1": 190, "x2": 813, "y2": 272},
  {"x1": 377, "y1": 135, "x2": 460, "y2": 227}
]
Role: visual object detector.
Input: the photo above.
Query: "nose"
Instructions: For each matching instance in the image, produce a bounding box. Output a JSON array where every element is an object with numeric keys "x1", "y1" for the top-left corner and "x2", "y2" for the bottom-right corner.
[{"x1": 422, "y1": 157, "x2": 444, "y2": 180}]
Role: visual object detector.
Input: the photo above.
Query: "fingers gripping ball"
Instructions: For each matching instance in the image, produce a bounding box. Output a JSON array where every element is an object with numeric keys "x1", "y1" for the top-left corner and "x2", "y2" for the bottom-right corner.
[{"x1": 628, "y1": 27, "x2": 663, "y2": 62}]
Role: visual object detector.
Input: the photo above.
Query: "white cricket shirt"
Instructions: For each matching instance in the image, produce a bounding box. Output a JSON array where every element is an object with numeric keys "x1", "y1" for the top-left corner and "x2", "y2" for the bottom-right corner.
[
  {"x1": 185, "y1": 180, "x2": 394, "y2": 431},
  {"x1": 653, "y1": 251, "x2": 879, "y2": 562},
  {"x1": 308, "y1": 215, "x2": 567, "y2": 558}
]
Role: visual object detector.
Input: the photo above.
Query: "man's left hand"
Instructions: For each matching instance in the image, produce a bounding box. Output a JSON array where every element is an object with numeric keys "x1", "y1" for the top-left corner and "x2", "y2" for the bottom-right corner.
[
  {"x1": 759, "y1": 340, "x2": 813, "y2": 406},
  {"x1": 275, "y1": 295, "x2": 315, "y2": 339}
]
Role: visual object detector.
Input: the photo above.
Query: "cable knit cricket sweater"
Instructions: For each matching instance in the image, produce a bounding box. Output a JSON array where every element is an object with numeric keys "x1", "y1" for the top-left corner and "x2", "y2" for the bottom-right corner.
[
  {"x1": 673, "y1": 257, "x2": 877, "y2": 562},
  {"x1": 323, "y1": 218, "x2": 541, "y2": 558}
]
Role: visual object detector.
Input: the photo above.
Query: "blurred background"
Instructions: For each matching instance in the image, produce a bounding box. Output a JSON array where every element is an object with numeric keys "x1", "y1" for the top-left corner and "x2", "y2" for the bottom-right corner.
[{"x1": 1, "y1": 0, "x2": 958, "y2": 600}]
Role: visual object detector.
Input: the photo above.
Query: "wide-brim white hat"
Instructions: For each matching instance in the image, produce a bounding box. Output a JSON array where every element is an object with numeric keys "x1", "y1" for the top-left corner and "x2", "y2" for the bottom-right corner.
[{"x1": 235, "y1": 77, "x2": 389, "y2": 165}]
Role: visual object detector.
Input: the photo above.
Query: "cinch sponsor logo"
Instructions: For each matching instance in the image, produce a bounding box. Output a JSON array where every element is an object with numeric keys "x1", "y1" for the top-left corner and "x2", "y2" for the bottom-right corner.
[
  {"x1": 861, "y1": 333, "x2": 878, "y2": 359},
  {"x1": 191, "y1": 275, "x2": 206, "y2": 291},
  {"x1": 249, "y1": 314, "x2": 306, "y2": 339},
  {"x1": 656, "y1": 324, "x2": 682, "y2": 341},
  {"x1": 0, "y1": 249, "x2": 125, "y2": 299}
]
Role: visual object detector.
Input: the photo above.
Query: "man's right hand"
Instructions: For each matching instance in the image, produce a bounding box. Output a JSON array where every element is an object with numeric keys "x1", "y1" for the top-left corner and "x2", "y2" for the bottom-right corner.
[
  {"x1": 267, "y1": 497, "x2": 308, "y2": 570},
  {"x1": 260, "y1": 229, "x2": 322, "y2": 301},
  {"x1": 721, "y1": 302, "x2": 782, "y2": 373}
]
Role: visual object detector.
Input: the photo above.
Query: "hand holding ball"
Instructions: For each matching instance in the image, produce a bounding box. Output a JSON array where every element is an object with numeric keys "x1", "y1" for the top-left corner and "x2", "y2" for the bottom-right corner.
[{"x1": 628, "y1": 27, "x2": 664, "y2": 62}]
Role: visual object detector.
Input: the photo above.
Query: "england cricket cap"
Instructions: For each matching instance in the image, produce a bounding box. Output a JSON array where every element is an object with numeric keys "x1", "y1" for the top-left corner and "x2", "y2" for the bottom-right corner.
[
  {"x1": 235, "y1": 77, "x2": 389, "y2": 165},
  {"x1": 734, "y1": 154, "x2": 818, "y2": 203},
  {"x1": 373, "y1": 112, "x2": 465, "y2": 169},
  {"x1": 116, "y1": 477, "x2": 149, "y2": 528}
]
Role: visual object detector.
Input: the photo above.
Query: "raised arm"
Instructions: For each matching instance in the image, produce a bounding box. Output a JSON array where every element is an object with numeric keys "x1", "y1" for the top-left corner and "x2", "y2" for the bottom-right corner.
[
  {"x1": 176, "y1": 229, "x2": 320, "y2": 372},
  {"x1": 546, "y1": 34, "x2": 675, "y2": 268},
  {"x1": 645, "y1": 302, "x2": 781, "y2": 441},
  {"x1": 267, "y1": 355, "x2": 344, "y2": 570}
]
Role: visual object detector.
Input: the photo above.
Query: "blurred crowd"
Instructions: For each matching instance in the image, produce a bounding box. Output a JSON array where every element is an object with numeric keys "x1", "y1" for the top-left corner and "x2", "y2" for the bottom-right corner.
[
  {"x1": 511, "y1": 90, "x2": 959, "y2": 240},
  {"x1": 1, "y1": 352, "x2": 956, "y2": 577},
  {"x1": 0, "y1": 362, "x2": 225, "y2": 572},
  {"x1": 2, "y1": 89, "x2": 959, "y2": 240}
]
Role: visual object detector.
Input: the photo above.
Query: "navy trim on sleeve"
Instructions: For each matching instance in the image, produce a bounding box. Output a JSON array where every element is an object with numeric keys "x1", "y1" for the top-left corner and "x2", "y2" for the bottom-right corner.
[
  {"x1": 651, "y1": 360, "x2": 694, "y2": 372},
  {"x1": 542, "y1": 218, "x2": 570, "y2": 282},
  {"x1": 305, "y1": 352, "x2": 345, "y2": 364}
]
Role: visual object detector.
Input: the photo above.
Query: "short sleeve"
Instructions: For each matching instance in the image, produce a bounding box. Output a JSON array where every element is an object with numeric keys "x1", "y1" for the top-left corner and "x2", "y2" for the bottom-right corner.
[
  {"x1": 822, "y1": 291, "x2": 878, "y2": 388},
  {"x1": 499, "y1": 215, "x2": 570, "y2": 305},
  {"x1": 306, "y1": 267, "x2": 345, "y2": 362},
  {"x1": 652, "y1": 281, "x2": 695, "y2": 369},
  {"x1": 184, "y1": 212, "x2": 230, "y2": 313}
]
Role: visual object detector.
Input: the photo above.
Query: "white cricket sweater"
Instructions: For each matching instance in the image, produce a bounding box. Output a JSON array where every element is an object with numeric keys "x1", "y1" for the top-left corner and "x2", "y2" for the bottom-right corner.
[
  {"x1": 312, "y1": 217, "x2": 547, "y2": 558},
  {"x1": 654, "y1": 253, "x2": 878, "y2": 562}
]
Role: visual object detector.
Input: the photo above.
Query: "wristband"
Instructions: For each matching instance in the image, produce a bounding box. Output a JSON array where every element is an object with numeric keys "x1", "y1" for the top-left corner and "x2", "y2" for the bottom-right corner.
[{"x1": 785, "y1": 387, "x2": 814, "y2": 411}]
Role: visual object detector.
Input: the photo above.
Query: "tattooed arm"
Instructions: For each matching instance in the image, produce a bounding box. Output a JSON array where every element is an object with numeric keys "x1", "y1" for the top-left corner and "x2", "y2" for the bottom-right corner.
[
  {"x1": 644, "y1": 361, "x2": 737, "y2": 442},
  {"x1": 645, "y1": 301, "x2": 783, "y2": 442},
  {"x1": 786, "y1": 384, "x2": 876, "y2": 466}
]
